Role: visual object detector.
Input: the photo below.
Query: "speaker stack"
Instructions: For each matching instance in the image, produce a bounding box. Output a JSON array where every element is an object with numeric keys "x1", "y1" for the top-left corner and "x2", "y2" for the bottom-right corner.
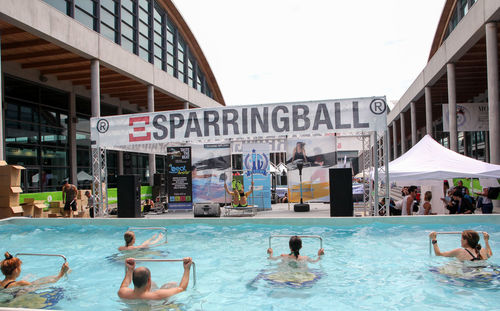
[
  {"x1": 117, "y1": 175, "x2": 142, "y2": 218},
  {"x1": 329, "y1": 168, "x2": 353, "y2": 217}
]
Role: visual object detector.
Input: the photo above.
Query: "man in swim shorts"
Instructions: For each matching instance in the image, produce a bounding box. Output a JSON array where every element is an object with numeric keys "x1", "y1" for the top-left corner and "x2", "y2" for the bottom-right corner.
[
  {"x1": 62, "y1": 181, "x2": 78, "y2": 218},
  {"x1": 118, "y1": 257, "x2": 192, "y2": 300}
]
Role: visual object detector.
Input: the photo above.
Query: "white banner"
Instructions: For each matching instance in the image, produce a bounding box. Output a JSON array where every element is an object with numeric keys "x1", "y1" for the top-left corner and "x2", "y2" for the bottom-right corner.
[
  {"x1": 442, "y1": 103, "x2": 489, "y2": 132},
  {"x1": 91, "y1": 97, "x2": 387, "y2": 150}
]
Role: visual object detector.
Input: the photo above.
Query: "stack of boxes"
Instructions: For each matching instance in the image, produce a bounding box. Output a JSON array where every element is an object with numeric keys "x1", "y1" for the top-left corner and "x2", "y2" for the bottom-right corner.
[
  {"x1": 0, "y1": 161, "x2": 24, "y2": 218},
  {"x1": 20, "y1": 198, "x2": 46, "y2": 218}
]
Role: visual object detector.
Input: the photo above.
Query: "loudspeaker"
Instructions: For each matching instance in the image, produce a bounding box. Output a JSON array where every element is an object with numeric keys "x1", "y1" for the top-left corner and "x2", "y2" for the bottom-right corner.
[
  {"x1": 117, "y1": 175, "x2": 141, "y2": 218},
  {"x1": 329, "y1": 168, "x2": 353, "y2": 217},
  {"x1": 193, "y1": 203, "x2": 221, "y2": 217}
]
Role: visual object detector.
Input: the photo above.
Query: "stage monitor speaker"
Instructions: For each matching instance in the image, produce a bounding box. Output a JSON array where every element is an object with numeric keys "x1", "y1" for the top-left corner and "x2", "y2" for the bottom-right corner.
[
  {"x1": 117, "y1": 175, "x2": 141, "y2": 218},
  {"x1": 329, "y1": 168, "x2": 353, "y2": 217}
]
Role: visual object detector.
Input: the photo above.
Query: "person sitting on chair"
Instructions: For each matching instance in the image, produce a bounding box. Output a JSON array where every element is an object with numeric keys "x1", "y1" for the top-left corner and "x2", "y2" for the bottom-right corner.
[
  {"x1": 118, "y1": 231, "x2": 165, "y2": 251},
  {"x1": 118, "y1": 257, "x2": 192, "y2": 300},
  {"x1": 224, "y1": 177, "x2": 254, "y2": 208}
]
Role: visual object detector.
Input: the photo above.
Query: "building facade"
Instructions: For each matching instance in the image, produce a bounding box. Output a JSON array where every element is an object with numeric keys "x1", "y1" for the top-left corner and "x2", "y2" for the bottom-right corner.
[
  {"x1": 387, "y1": 0, "x2": 500, "y2": 166},
  {"x1": 0, "y1": 0, "x2": 225, "y2": 193}
]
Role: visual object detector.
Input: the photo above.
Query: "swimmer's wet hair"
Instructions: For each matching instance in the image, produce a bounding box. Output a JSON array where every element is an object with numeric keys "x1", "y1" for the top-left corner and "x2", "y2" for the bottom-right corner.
[
  {"x1": 462, "y1": 230, "x2": 482, "y2": 260},
  {"x1": 124, "y1": 231, "x2": 135, "y2": 246},
  {"x1": 1, "y1": 252, "x2": 21, "y2": 276},
  {"x1": 133, "y1": 267, "x2": 151, "y2": 288},
  {"x1": 289, "y1": 236, "x2": 302, "y2": 258}
]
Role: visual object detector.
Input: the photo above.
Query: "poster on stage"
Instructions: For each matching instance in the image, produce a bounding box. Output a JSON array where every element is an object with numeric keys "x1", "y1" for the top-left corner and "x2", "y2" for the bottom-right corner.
[
  {"x1": 242, "y1": 144, "x2": 271, "y2": 210},
  {"x1": 191, "y1": 144, "x2": 231, "y2": 203},
  {"x1": 166, "y1": 147, "x2": 192, "y2": 210},
  {"x1": 442, "y1": 103, "x2": 489, "y2": 132},
  {"x1": 286, "y1": 136, "x2": 337, "y2": 202}
]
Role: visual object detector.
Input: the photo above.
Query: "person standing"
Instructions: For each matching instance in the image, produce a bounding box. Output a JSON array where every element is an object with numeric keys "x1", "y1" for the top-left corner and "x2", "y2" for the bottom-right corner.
[
  {"x1": 402, "y1": 186, "x2": 417, "y2": 216},
  {"x1": 85, "y1": 191, "x2": 95, "y2": 218},
  {"x1": 62, "y1": 181, "x2": 78, "y2": 218},
  {"x1": 475, "y1": 187, "x2": 494, "y2": 214},
  {"x1": 419, "y1": 191, "x2": 433, "y2": 215}
]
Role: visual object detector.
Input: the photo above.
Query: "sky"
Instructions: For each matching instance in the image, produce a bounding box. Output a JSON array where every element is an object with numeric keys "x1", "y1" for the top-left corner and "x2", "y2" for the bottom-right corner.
[{"x1": 173, "y1": 0, "x2": 447, "y2": 107}]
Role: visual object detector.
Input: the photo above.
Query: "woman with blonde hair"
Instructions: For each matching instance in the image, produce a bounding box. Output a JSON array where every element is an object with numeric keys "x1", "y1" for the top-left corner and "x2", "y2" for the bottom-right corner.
[{"x1": 419, "y1": 191, "x2": 433, "y2": 215}]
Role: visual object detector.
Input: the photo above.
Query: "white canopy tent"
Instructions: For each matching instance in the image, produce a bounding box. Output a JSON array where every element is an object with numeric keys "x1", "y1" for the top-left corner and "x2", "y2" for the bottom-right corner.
[{"x1": 379, "y1": 135, "x2": 500, "y2": 181}]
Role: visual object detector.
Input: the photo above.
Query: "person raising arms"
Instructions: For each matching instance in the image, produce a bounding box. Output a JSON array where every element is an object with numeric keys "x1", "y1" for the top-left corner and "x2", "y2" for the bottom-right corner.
[
  {"x1": 118, "y1": 257, "x2": 192, "y2": 300},
  {"x1": 1, "y1": 252, "x2": 69, "y2": 289},
  {"x1": 224, "y1": 177, "x2": 254, "y2": 208},
  {"x1": 267, "y1": 236, "x2": 324, "y2": 263},
  {"x1": 429, "y1": 230, "x2": 492, "y2": 261}
]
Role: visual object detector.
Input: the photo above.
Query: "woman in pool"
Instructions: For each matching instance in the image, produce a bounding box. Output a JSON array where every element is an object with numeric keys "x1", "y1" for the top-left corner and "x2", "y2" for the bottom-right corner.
[
  {"x1": 118, "y1": 231, "x2": 165, "y2": 251},
  {"x1": 1, "y1": 252, "x2": 69, "y2": 289},
  {"x1": 267, "y1": 236, "x2": 325, "y2": 262},
  {"x1": 429, "y1": 230, "x2": 492, "y2": 261}
]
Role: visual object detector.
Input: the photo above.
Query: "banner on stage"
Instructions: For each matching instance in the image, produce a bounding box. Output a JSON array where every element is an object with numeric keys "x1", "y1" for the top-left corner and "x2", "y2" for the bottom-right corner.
[
  {"x1": 166, "y1": 147, "x2": 192, "y2": 210},
  {"x1": 242, "y1": 144, "x2": 271, "y2": 210},
  {"x1": 91, "y1": 97, "x2": 387, "y2": 149},
  {"x1": 442, "y1": 103, "x2": 489, "y2": 132},
  {"x1": 286, "y1": 136, "x2": 337, "y2": 202},
  {"x1": 192, "y1": 144, "x2": 231, "y2": 203}
]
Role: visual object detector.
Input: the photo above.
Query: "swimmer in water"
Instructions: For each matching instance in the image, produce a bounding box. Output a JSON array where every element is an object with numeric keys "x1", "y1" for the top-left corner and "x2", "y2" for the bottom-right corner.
[
  {"x1": 267, "y1": 236, "x2": 324, "y2": 263},
  {"x1": 429, "y1": 230, "x2": 492, "y2": 261},
  {"x1": 118, "y1": 231, "x2": 166, "y2": 251},
  {"x1": 0, "y1": 252, "x2": 69, "y2": 289},
  {"x1": 118, "y1": 257, "x2": 192, "y2": 300}
]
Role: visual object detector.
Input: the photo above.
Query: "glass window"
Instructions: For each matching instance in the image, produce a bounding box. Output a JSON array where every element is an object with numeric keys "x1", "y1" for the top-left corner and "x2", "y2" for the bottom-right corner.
[
  {"x1": 121, "y1": 0, "x2": 133, "y2": 12},
  {"x1": 77, "y1": 148, "x2": 91, "y2": 167},
  {"x1": 76, "y1": 96, "x2": 91, "y2": 116},
  {"x1": 139, "y1": 34, "x2": 149, "y2": 49},
  {"x1": 154, "y1": 57, "x2": 163, "y2": 69},
  {"x1": 5, "y1": 77, "x2": 40, "y2": 103},
  {"x1": 41, "y1": 88, "x2": 68, "y2": 110},
  {"x1": 75, "y1": 0, "x2": 94, "y2": 13},
  {"x1": 121, "y1": 37, "x2": 134, "y2": 53},
  {"x1": 139, "y1": 48, "x2": 150, "y2": 61},
  {"x1": 75, "y1": 7, "x2": 95, "y2": 29},
  {"x1": 121, "y1": 8, "x2": 134, "y2": 25},
  {"x1": 139, "y1": 8, "x2": 149, "y2": 23},
  {"x1": 41, "y1": 126, "x2": 67, "y2": 146},
  {"x1": 100, "y1": 0, "x2": 115, "y2": 12},
  {"x1": 5, "y1": 121, "x2": 39, "y2": 144},
  {"x1": 6, "y1": 146, "x2": 39, "y2": 166},
  {"x1": 139, "y1": 21, "x2": 149, "y2": 36},
  {"x1": 76, "y1": 117, "x2": 90, "y2": 133},
  {"x1": 100, "y1": 8, "x2": 116, "y2": 28},
  {"x1": 139, "y1": 0, "x2": 149, "y2": 11},
  {"x1": 43, "y1": 0, "x2": 68, "y2": 14},
  {"x1": 76, "y1": 132, "x2": 91, "y2": 147},
  {"x1": 42, "y1": 147, "x2": 67, "y2": 166},
  {"x1": 101, "y1": 24, "x2": 116, "y2": 42},
  {"x1": 42, "y1": 167, "x2": 69, "y2": 191}
]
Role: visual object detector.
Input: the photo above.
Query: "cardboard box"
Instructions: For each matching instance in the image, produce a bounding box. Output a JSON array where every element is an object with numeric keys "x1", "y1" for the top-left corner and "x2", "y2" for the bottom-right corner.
[
  {"x1": 49, "y1": 201, "x2": 64, "y2": 208},
  {"x1": 48, "y1": 213, "x2": 61, "y2": 218},
  {"x1": 48, "y1": 207, "x2": 61, "y2": 214},
  {"x1": 0, "y1": 186, "x2": 21, "y2": 206},
  {"x1": 21, "y1": 203, "x2": 34, "y2": 217},
  {"x1": 0, "y1": 206, "x2": 24, "y2": 219},
  {"x1": 0, "y1": 163, "x2": 25, "y2": 186},
  {"x1": 33, "y1": 203, "x2": 45, "y2": 218}
]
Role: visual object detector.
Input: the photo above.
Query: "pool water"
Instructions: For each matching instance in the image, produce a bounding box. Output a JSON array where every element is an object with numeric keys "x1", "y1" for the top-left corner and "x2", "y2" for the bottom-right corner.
[{"x1": 0, "y1": 219, "x2": 499, "y2": 310}]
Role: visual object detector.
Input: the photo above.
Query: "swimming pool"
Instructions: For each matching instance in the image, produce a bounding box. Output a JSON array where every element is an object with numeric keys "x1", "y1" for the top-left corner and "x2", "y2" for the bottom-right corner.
[{"x1": 0, "y1": 216, "x2": 499, "y2": 310}]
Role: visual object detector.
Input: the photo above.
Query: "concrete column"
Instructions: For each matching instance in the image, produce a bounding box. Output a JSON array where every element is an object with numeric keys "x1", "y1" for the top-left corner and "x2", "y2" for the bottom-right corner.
[
  {"x1": 410, "y1": 101, "x2": 417, "y2": 147},
  {"x1": 117, "y1": 104, "x2": 124, "y2": 175},
  {"x1": 69, "y1": 90, "x2": 77, "y2": 184},
  {"x1": 392, "y1": 122, "x2": 397, "y2": 159},
  {"x1": 184, "y1": 102, "x2": 189, "y2": 109},
  {"x1": 386, "y1": 128, "x2": 391, "y2": 162},
  {"x1": 425, "y1": 86, "x2": 432, "y2": 137},
  {"x1": 91, "y1": 60, "x2": 100, "y2": 118},
  {"x1": 486, "y1": 22, "x2": 500, "y2": 164},
  {"x1": 147, "y1": 85, "x2": 155, "y2": 186},
  {"x1": 447, "y1": 63, "x2": 458, "y2": 152},
  {"x1": 0, "y1": 31, "x2": 4, "y2": 161},
  {"x1": 400, "y1": 112, "x2": 406, "y2": 154}
]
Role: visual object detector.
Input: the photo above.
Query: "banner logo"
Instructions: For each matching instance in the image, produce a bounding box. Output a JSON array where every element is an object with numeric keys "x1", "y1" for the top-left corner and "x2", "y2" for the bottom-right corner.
[
  {"x1": 129, "y1": 116, "x2": 151, "y2": 142},
  {"x1": 370, "y1": 99, "x2": 387, "y2": 115},
  {"x1": 244, "y1": 149, "x2": 269, "y2": 176},
  {"x1": 96, "y1": 119, "x2": 109, "y2": 133}
]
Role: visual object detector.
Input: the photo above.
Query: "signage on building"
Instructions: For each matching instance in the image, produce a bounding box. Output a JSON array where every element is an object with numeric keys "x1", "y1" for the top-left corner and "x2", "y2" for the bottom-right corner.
[
  {"x1": 442, "y1": 103, "x2": 489, "y2": 132},
  {"x1": 91, "y1": 97, "x2": 387, "y2": 148}
]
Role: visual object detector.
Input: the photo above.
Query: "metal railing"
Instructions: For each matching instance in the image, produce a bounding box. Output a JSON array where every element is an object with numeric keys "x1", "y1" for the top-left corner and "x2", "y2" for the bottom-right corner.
[
  {"x1": 133, "y1": 258, "x2": 196, "y2": 287},
  {"x1": 428, "y1": 231, "x2": 486, "y2": 255},
  {"x1": 15, "y1": 253, "x2": 67, "y2": 262},
  {"x1": 269, "y1": 235, "x2": 323, "y2": 249}
]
